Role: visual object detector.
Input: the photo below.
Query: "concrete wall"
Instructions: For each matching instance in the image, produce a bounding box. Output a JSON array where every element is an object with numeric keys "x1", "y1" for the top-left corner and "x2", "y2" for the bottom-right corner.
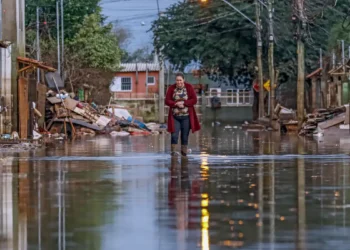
[
  {"x1": 201, "y1": 107, "x2": 253, "y2": 124},
  {"x1": 116, "y1": 99, "x2": 159, "y2": 123},
  {"x1": 0, "y1": 46, "x2": 12, "y2": 134},
  {"x1": 1, "y1": 0, "x2": 26, "y2": 133}
]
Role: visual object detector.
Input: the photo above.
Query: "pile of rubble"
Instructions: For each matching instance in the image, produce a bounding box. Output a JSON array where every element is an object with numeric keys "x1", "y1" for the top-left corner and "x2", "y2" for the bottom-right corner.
[
  {"x1": 43, "y1": 90, "x2": 166, "y2": 138},
  {"x1": 0, "y1": 132, "x2": 42, "y2": 151},
  {"x1": 299, "y1": 106, "x2": 347, "y2": 136}
]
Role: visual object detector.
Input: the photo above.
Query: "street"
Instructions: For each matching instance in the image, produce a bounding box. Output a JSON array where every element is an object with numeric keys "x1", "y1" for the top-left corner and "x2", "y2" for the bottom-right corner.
[{"x1": 1, "y1": 125, "x2": 350, "y2": 250}]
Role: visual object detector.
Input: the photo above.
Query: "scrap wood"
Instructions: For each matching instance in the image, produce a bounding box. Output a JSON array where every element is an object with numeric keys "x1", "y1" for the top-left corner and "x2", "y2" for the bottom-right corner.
[
  {"x1": 47, "y1": 96, "x2": 64, "y2": 104},
  {"x1": 318, "y1": 113, "x2": 346, "y2": 129},
  {"x1": 54, "y1": 118, "x2": 103, "y2": 131},
  {"x1": 301, "y1": 106, "x2": 347, "y2": 136},
  {"x1": 17, "y1": 57, "x2": 56, "y2": 72},
  {"x1": 55, "y1": 104, "x2": 69, "y2": 118},
  {"x1": 70, "y1": 113, "x2": 89, "y2": 121},
  {"x1": 95, "y1": 116, "x2": 111, "y2": 127},
  {"x1": 64, "y1": 98, "x2": 79, "y2": 111},
  {"x1": 34, "y1": 108, "x2": 42, "y2": 117}
]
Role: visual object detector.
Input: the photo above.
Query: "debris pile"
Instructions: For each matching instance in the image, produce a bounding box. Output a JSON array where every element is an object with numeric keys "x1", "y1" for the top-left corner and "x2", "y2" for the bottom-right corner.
[
  {"x1": 299, "y1": 106, "x2": 347, "y2": 136},
  {"x1": 44, "y1": 90, "x2": 166, "y2": 138}
]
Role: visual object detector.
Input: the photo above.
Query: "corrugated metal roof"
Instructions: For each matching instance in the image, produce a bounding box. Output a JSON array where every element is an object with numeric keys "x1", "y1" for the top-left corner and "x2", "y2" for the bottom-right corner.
[{"x1": 117, "y1": 63, "x2": 160, "y2": 72}]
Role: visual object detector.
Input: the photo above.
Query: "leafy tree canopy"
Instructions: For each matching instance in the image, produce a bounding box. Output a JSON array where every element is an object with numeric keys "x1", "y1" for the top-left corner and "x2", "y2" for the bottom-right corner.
[
  {"x1": 69, "y1": 14, "x2": 122, "y2": 71},
  {"x1": 122, "y1": 46, "x2": 154, "y2": 63},
  {"x1": 26, "y1": 0, "x2": 102, "y2": 40},
  {"x1": 151, "y1": 0, "x2": 349, "y2": 81}
]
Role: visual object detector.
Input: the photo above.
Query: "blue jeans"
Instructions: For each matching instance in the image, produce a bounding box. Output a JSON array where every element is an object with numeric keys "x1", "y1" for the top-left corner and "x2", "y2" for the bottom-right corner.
[{"x1": 171, "y1": 115, "x2": 191, "y2": 145}]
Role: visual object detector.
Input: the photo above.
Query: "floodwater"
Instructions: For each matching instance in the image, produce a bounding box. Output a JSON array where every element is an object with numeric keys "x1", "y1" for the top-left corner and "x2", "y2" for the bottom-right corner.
[{"x1": 1, "y1": 125, "x2": 350, "y2": 250}]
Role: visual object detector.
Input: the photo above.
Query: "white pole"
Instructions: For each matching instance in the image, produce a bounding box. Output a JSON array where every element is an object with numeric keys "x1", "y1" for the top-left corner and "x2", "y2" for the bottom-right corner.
[{"x1": 61, "y1": 0, "x2": 64, "y2": 80}]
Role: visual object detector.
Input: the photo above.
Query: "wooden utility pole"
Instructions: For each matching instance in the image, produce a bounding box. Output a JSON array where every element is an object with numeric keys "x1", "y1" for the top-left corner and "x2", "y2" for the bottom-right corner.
[
  {"x1": 297, "y1": 0, "x2": 306, "y2": 129},
  {"x1": 268, "y1": 0, "x2": 275, "y2": 122},
  {"x1": 37, "y1": 7, "x2": 41, "y2": 82},
  {"x1": 145, "y1": 61, "x2": 149, "y2": 95},
  {"x1": 255, "y1": 0, "x2": 264, "y2": 118},
  {"x1": 158, "y1": 56, "x2": 165, "y2": 123}
]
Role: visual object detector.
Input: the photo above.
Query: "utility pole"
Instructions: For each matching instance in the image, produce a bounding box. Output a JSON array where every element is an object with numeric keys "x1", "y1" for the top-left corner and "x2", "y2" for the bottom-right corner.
[
  {"x1": 36, "y1": 7, "x2": 41, "y2": 83},
  {"x1": 56, "y1": 1, "x2": 61, "y2": 76},
  {"x1": 339, "y1": 40, "x2": 345, "y2": 106},
  {"x1": 156, "y1": 0, "x2": 160, "y2": 14},
  {"x1": 268, "y1": 0, "x2": 275, "y2": 122},
  {"x1": 61, "y1": 0, "x2": 64, "y2": 80},
  {"x1": 255, "y1": 0, "x2": 264, "y2": 118},
  {"x1": 159, "y1": 57, "x2": 165, "y2": 123},
  {"x1": 296, "y1": 0, "x2": 306, "y2": 129},
  {"x1": 146, "y1": 62, "x2": 149, "y2": 95},
  {"x1": 341, "y1": 40, "x2": 345, "y2": 71}
]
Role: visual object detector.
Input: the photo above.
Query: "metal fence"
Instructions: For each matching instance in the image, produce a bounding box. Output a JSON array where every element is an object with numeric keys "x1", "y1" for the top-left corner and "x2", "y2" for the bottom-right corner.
[
  {"x1": 200, "y1": 91, "x2": 253, "y2": 107},
  {"x1": 113, "y1": 90, "x2": 253, "y2": 114},
  {"x1": 113, "y1": 93, "x2": 159, "y2": 100}
]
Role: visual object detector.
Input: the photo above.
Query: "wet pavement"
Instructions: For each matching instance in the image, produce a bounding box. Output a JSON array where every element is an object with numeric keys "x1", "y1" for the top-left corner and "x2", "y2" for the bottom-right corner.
[{"x1": 1, "y1": 125, "x2": 350, "y2": 250}]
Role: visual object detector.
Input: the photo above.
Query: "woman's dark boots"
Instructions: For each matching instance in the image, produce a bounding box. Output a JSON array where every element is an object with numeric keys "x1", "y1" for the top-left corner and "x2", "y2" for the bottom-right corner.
[
  {"x1": 171, "y1": 144, "x2": 177, "y2": 156},
  {"x1": 181, "y1": 145, "x2": 188, "y2": 157}
]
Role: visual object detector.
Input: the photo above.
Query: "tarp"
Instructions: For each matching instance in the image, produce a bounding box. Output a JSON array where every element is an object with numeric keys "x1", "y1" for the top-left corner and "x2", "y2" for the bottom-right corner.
[
  {"x1": 109, "y1": 77, "x2": 122, "y2": 92},
  {"x1": 107, "y1": 108, "x2": 132, "y2": 119},
  {"x1": 46, "y1": 72, "x2": 64, "y2": 89}
]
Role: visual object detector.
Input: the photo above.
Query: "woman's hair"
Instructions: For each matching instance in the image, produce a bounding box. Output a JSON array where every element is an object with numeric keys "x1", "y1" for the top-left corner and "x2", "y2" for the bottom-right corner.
[{"x1": 175, "y1": 72, "x2": 185, "y2": 80}]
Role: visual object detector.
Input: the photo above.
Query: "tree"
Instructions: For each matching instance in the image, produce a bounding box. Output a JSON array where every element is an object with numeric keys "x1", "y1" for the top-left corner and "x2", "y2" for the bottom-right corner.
[
  {"x1": 112, "y1": 21, "x2": 132, "y2": 49},
  {"x1": 25, "y1": 0, "x2": 103, "y2": 41},
  {"x1": 151, "y1": 0, "x2": 349, "y2": 82},
  {"x1": 69, "y1": 14, "x2": 122, "y2": 71},
  {"x1": 151, "y1": 1, "x2": 258, "y2": 75},
  {"x1": 25, "y1": 0, "x2": 124, "y2": 104},
  {"x1": 122, "y1": 46, "x2": 154, "y2": 63}
]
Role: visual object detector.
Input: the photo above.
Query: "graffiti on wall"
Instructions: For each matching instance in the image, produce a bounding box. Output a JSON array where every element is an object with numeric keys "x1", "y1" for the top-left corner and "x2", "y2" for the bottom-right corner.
[{"x1": 207, "y1": 71, "x2": 253, "y2": 90}]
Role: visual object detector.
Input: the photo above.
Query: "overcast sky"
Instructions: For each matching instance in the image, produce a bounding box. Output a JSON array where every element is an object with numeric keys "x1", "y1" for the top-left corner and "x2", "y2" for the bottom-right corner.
[{"x1": 101, "y1": 0, "x2": 179, "y2": 52}]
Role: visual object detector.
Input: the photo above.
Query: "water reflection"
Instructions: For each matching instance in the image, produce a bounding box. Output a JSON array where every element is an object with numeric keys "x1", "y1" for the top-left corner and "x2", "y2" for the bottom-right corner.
[
  {"x1": 0, "y1": 127, "x2": 350, "y2": 249},
  {"x1": 297, "y1": 140, "x2": 306, "y2": 250}
]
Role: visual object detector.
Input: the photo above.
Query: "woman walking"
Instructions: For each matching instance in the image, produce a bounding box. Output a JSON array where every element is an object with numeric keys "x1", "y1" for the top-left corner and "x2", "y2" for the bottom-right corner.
[{"x1": 165, "y1": 73, "x2": 201, "y2": 157}]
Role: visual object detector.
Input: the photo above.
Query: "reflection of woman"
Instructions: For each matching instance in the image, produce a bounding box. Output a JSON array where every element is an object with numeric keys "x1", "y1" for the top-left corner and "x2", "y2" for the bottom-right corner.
[
  {"x1": 168, "y1": 159, "x2": 201, "y2": 230},
  {"x1": 165, "y1": 73, "x2": 201, "y2": 157},
  {"x1": 168, "y1": 159, "x2": 190, "y2": 231}
]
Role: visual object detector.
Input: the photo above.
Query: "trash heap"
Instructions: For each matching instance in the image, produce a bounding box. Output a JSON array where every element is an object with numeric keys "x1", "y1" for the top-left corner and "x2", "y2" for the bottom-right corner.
[
  {"x1": 299, "y1": 106, "x2": 347, "y2": 136},
  {"x1": 44, "y1": 90, "x2": 166, "y2": 137}
]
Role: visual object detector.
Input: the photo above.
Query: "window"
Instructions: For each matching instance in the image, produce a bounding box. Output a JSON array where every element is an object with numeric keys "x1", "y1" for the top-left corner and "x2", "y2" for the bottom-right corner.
[
  {"x1": 147, "y1": 76, "x2": 155, "y2": 85},
  {"x1": 238, "y1": 89, "x2": 244, "y2": 104},
  {"x1": 227, "y1": 89, "x2": 234, "y2": 104},
  {"x1": 121, "y1": 77, "x2": 132, "y2": 91},
  {"x1": 209, "y1": 88, "x2": 221, "y2": 97}
]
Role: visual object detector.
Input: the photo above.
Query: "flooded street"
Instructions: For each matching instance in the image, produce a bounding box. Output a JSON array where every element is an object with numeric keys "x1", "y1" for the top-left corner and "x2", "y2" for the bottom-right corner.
[{"x1": 1, "y1": 125, "x2": 350, "y2": 250}]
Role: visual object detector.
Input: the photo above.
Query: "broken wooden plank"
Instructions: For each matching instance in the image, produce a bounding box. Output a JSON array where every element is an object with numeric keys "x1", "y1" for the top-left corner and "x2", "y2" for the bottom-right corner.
[
  {"x1": 318, "y1": 113, "x2": 346, "y2": 129},
  {"x1": 54, "y1": 119, "x2": 103, "y2": 131},
  {"x1": 64, "y1": 98, "x2": 79, "y2": 111},
  {"x1": 17, "y1": 56, "x2": 56, "y2": 72},
  {"x1": 18, "y1": 77, "x2": 29, "y2": 139},
  {"x1": 47, "y1": 96, "x2": 63, "y2": 104},
  {"x1": 37, "y1": 83, "x2": 47, "y2": 128}
]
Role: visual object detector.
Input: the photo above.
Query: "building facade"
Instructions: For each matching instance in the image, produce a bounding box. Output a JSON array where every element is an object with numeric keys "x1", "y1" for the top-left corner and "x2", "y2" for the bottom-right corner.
[{"x1": 110, "y1": 63, "x2": 160, "y2": 99}]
